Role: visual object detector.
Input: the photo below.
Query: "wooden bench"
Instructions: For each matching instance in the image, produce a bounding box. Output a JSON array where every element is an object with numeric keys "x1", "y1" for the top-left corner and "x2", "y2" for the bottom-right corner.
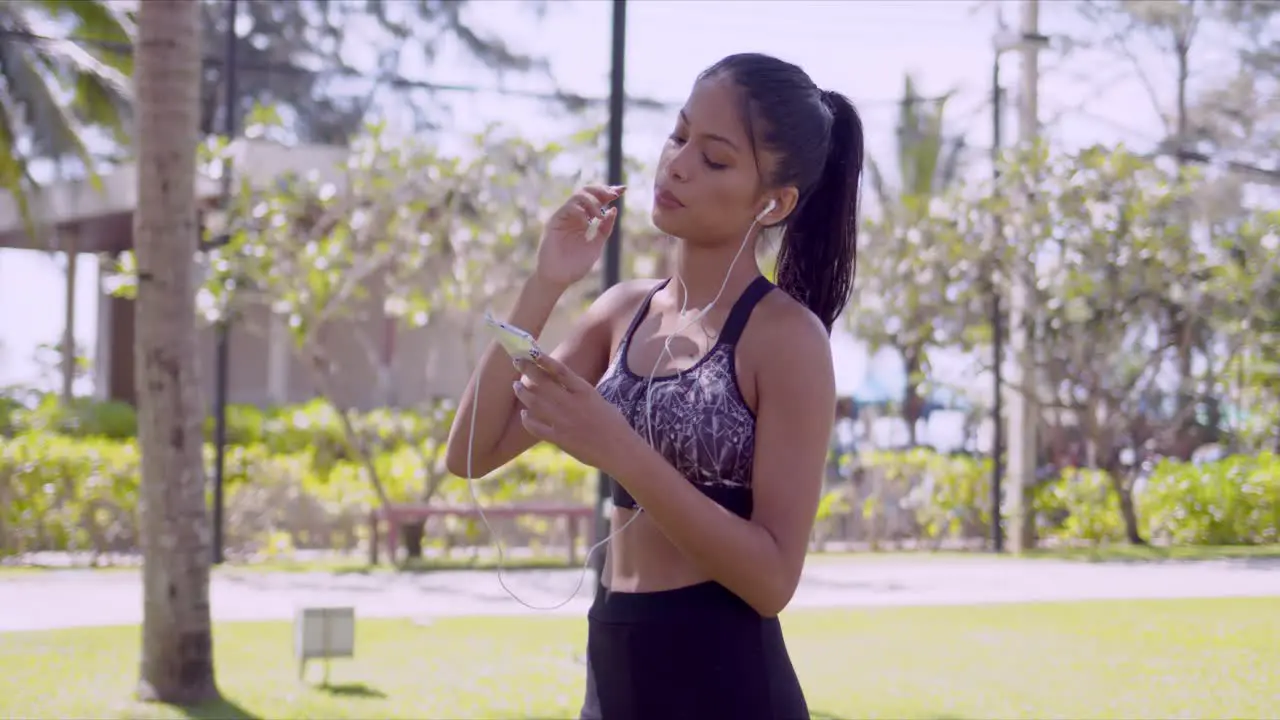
[{"x1": 370, "y1": 503, "x2": 597, "y2": 566}]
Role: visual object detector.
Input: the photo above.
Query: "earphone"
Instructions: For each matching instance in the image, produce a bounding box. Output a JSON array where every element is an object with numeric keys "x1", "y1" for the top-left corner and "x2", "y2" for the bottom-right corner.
[
  {"x1": 758, "y1": 198, "x2": 777, "y2": 222},
  {"x1": 462, "y1": 196, "x2": 776, "y2": 611}
]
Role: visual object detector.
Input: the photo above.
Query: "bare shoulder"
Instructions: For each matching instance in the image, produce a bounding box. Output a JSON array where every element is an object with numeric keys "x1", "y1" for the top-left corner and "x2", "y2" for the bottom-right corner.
[
  {"x1": 590, "y1": 277, "x2": 664, "y2": 320},
  {"x1": 578, "y1": 277, "x2": 665, "y2": 350},
  {"x1": 746, "y1": 288, "x2": 835, "y2": 379}
]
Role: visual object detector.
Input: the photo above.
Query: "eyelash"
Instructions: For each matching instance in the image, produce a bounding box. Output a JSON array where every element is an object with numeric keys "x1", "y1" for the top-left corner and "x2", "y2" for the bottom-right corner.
[{"x1": 668, "y1": 133, "x2": 727, "y2": 171}]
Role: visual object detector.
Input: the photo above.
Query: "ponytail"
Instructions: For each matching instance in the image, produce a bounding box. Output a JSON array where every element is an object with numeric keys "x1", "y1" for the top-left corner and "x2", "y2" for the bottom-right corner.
[{"x1": 775, "y1": 89, "x2": 864, "y2": 334}]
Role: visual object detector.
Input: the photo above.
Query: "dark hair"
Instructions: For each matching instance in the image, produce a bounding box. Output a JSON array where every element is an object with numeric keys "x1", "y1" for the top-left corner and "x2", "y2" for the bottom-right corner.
[{"x1": 700, "y1": 53, "x2": 864, "y2": 333}]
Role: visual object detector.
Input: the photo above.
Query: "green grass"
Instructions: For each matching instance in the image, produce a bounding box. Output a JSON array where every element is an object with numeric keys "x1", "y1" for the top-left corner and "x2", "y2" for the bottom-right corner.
[{"x1": 1, "y1": 597, "x2": 1276, "y2": 719}]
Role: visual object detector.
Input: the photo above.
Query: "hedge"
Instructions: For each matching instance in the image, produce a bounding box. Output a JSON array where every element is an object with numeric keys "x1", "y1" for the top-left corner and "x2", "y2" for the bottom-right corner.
[
  {"x1": 825, "y1": 448, "x2": 1279, "y2": 550},
  {"x1": 2, "y1": 396, "x2": 1277, "y2": 557},
  {"x1": 0, "y1": 432, "x2": 593, "y2": 559}
]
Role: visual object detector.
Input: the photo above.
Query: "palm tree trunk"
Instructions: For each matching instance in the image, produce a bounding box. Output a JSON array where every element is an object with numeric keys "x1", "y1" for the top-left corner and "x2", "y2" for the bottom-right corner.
[{"x1": 132, "y1": 0, "x2": 219, "y2": 705}]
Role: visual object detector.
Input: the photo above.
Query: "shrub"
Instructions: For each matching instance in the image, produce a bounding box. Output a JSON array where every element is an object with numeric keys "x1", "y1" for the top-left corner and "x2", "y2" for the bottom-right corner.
[
  {"x1": 0, "y1": 433, "x2": 140, "y2": 556},
  {"x1": 5, "y1": 396, "x2": 1276, "y2": 557},
  {"x1": 861, "y1": 450, "x2": 991, "y2": 544},
  {"x1": 1033, "y1": 468, "x2": 1126, "y2": 544},
  {"x1": 0, "y1": 424, "x2": 595, "y2": 558},
  {"x1": 1139, "y1": 453, "x2": 1280, "y2": 545}
]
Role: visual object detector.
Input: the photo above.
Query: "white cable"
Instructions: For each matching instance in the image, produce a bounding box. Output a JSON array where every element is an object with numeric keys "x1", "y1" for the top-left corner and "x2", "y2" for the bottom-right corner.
[
  {"x1": 643, "y1": 216, "x2": 761, "y2": 448},
  {"x1": 463, "y1": 212, "x2": 762, "y2": 612},
  {"x1": 464, "y1": 369, "x2": 642, "y2": 611}
]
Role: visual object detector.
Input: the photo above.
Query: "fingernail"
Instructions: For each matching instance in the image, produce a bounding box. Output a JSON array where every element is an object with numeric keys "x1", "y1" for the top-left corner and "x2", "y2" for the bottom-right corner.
[
  {"x1": 512, "y1": 380, "x2": 521, "y2": 392},
  {"x1": 609, "y1": 185, "x2": 626, "y2": 194}
]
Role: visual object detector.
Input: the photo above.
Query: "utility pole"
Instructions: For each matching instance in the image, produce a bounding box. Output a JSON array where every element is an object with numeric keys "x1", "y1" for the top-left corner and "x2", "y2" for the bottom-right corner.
[
  {"x1": 592, "y1": 0, "x2": 627, "y2": 586},
  {"x1": 1006, "y1": 0, "x2": 1041, "y2": 553},
  {"x1": 989, "y1": 30, "x2": 1006, "y2": 554}
]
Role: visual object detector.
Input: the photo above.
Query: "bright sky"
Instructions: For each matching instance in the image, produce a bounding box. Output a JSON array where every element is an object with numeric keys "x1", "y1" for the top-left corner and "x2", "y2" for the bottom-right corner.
[{"x1": 0, "y1": 0, "x2": 1192, "y2": 403}]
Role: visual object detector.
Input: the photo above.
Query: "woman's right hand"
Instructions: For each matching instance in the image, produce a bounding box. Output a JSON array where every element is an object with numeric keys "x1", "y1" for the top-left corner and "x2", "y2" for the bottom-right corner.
[{"x1": 534, "y1": 184, "x2": 624, "y2": 288}]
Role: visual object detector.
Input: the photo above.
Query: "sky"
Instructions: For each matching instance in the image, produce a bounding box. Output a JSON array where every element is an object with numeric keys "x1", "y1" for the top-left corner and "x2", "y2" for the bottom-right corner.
[{"x1": 0, "y1": 0, "x2": 1204, "y2": 413}]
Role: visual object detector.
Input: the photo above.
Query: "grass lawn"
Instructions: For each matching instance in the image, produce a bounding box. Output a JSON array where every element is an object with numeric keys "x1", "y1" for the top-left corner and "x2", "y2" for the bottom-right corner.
[{"x1": 1, "y1": 597, "x2": 1276, "y2": 719}]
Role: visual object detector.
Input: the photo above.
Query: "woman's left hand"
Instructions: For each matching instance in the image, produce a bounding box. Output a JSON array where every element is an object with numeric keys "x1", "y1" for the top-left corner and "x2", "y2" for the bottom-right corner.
[{"x1": 512, "y1": 354, "x2": 639, "y2": 475}]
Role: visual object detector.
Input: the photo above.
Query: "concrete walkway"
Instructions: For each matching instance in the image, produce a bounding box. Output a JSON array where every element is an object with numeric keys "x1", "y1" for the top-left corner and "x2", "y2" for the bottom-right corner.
[{"x1": 2, "y1": 557, "x2": 1278, "y2": 632}]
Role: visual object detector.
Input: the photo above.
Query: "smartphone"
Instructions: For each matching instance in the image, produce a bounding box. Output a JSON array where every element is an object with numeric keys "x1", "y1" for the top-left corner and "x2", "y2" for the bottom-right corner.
[{"x1": 484, "y1": 312, "x2": 543, "y2": 360}]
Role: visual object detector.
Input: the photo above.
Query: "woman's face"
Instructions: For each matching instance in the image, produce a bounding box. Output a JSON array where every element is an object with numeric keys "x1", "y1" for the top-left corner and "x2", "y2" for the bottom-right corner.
[{"x1": 651, "y1": 74, "x2": 773, "y2": 245}]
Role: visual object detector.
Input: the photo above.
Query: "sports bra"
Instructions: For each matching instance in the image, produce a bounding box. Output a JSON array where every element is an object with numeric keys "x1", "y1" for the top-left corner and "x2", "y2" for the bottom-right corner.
[{"x1": 595, "y1": 276, "x2": 775, "y2": 520}]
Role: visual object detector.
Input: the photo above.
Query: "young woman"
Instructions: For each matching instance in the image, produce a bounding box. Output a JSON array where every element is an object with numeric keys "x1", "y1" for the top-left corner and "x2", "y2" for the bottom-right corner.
[{"x1": 446, "y1": 52, "x2": 864, "y2": 720}]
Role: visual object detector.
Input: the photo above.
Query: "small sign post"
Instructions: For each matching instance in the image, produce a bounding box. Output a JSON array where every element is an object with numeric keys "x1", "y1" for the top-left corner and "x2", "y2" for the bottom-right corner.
[{"x1": 294, "y1": 606, "x2": 356, "y2": 685}]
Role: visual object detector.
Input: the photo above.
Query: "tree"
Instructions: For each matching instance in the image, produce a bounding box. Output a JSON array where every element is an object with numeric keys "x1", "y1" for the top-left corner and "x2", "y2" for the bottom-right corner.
[
  {"x1": 132, "y1": 0, "x2": 219, "y2": 704},
  {"x1": 0, "y1": 0, "x2": 134, "y2": 239},
  {"x1": 197, "y1": 0, "x2": 551, "y2": 144},
  {"x1": 1206, "y1": 207, "x2": 1280, "y2": 452},
  {"x1": 104, "y1": 105, "x2": 665, "y2": 557},
  {"x1": 850, "y1": 74, "x2": 968, "y2": 446},
  {"x1": 195, "y1": 118, "x2": 595, "y2": 551},
  {"x1": 983, "y1": 143, "x2": 1233, "y2": 545},
  {"x1": 1076, "y1": 0, "x2": 1280, "y2": 456},
  {"x1": 0, "y1": 1, "x2": 134, "y2": 404}
]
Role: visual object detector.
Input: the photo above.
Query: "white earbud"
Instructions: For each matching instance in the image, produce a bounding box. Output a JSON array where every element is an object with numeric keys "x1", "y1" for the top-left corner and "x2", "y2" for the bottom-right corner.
[{"x1": 756, "y1": 198, "x2": 777, "y2": 223}]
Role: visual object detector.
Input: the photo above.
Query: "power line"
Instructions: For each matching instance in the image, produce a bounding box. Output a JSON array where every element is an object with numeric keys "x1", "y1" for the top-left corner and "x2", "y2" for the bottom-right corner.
[
  {"x1": 23, "y1": 20, "x2": 1275, "y2": 187},
  {"x1": 0, "y1": 27, "x2": 954, "y2": 111},
  {"x1": 0, "y1": 28, "x2": 672, "y2": 110}
]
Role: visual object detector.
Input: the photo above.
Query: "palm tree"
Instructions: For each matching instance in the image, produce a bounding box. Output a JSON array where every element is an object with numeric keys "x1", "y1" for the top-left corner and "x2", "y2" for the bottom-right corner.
[
  {"x1": 852, "y1": 74, "x2": 966, "y2": 446},
  {"x1": 0, "y1": 0, "x2": 134, "y2": 237},
  {"x1": 866, "y1": 75, "x2": 966, "y2": 224},
  {"x1": 1, "y1": 0, "x2": 133, "y2": 404},
  {"x1": 132, "y1": 0, "x2": 218, "y2": 705}
]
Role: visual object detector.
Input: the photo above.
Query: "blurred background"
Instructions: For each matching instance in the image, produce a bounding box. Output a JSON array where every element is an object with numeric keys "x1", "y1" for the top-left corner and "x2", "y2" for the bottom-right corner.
[{"x1": 0, "y1": 1, "x2": 1278, "y2": 718}]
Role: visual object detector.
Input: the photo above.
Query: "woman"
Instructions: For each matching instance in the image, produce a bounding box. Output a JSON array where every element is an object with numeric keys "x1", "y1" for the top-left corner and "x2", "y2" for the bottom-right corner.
[{"x1": 445, "y1": 52, "x2": 864, "y2": 720}]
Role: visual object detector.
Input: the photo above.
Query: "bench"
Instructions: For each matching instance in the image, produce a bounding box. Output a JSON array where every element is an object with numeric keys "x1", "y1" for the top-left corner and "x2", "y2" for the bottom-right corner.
[{"x1": 370, "y1": 503, "x2": 597, "y2": 566}]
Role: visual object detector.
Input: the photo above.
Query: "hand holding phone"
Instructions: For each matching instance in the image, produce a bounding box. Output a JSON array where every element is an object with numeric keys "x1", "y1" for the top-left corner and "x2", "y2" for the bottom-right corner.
[{"x1": 484, "y1": 312, "x2": 543, "y2": 361}]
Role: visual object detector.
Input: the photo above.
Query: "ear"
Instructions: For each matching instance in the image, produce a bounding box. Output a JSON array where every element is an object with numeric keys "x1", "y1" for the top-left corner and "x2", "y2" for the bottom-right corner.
[{"x1": 758, "y1": 186, "x2": 800, "y2": 226}]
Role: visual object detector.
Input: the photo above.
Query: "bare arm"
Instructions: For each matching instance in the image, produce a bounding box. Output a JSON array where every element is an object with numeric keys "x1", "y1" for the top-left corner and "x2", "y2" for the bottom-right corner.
[
  {"x1": 444, "y1": 278, "x2": 638, "y2": 478},
  {"x1": 604, "y1": 306, "x2": 835, "y2": 616}
]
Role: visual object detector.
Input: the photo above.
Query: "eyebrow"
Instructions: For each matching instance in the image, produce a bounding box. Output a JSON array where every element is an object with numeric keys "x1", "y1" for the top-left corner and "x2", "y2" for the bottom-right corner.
[{"x1": 679, "y1": 109, "x2": 740, "y2": 152}]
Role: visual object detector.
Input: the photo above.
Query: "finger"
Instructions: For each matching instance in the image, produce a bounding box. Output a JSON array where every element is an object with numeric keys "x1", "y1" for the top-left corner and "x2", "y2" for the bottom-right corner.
[
  {"x1": 582, "y1": 184, "x2": 625, "y2": 205},
  {"x1": 531, "y1": 352, "x2": 585, "y2": 392},
  {"x1": 571, "y1": 191, "x2": 604, "y2": 220},
  {"x1": 513, "y1": 358, "x2": 549, "y2": 390},
  {"x1": 518, "y1": 357, "x2": 562, "y2": 391},
  {"x1": 509, "y1": 376, "x2": 540, "y2": 409},
  {"x1": 594, "y1": 207, "x2": 619, "y2": 241},
  {"x1": 520, "y1": 408, "x2": 555, "y2": 441}
]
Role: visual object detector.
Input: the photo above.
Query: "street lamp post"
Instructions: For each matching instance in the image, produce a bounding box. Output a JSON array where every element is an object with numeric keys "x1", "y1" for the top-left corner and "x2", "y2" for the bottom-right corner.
[
  {"x1": 592, "y1": 0, "x2": 627, "y2": 584},
  {"x1": 211, "y1": 0, "x2": 240, "y2": 566}
]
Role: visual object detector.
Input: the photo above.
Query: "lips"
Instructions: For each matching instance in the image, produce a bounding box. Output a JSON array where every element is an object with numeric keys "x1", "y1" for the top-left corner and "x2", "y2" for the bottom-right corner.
[{"x1": 654, "y1": 186, "x2": 685, "y2": 210}]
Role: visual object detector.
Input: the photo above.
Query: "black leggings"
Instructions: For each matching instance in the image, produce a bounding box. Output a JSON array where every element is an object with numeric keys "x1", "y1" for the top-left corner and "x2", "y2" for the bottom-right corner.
[{"x1": 579, "y1": 581, "x2": 809, "y2": 720}]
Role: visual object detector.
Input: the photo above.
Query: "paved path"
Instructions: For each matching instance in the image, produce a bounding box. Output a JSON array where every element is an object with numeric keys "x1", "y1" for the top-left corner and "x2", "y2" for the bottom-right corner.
[{"x1": 3, "y1": 557, "x2": 1278, "y2": 632}]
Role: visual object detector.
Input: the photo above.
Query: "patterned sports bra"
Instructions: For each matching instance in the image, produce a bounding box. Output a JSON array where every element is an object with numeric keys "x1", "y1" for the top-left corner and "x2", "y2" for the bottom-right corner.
[{"x1": 595, "y1": 276, "x2": 775, "y2": 520}]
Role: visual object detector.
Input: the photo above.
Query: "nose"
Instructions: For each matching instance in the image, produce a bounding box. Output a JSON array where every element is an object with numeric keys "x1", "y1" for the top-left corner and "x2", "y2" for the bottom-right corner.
[
  {"x1": 669, "y1": 161, "x2": 689, "y2": 183},
  {"x1": 666, "y1": 143, "x2": 694, "y2": 183}
]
